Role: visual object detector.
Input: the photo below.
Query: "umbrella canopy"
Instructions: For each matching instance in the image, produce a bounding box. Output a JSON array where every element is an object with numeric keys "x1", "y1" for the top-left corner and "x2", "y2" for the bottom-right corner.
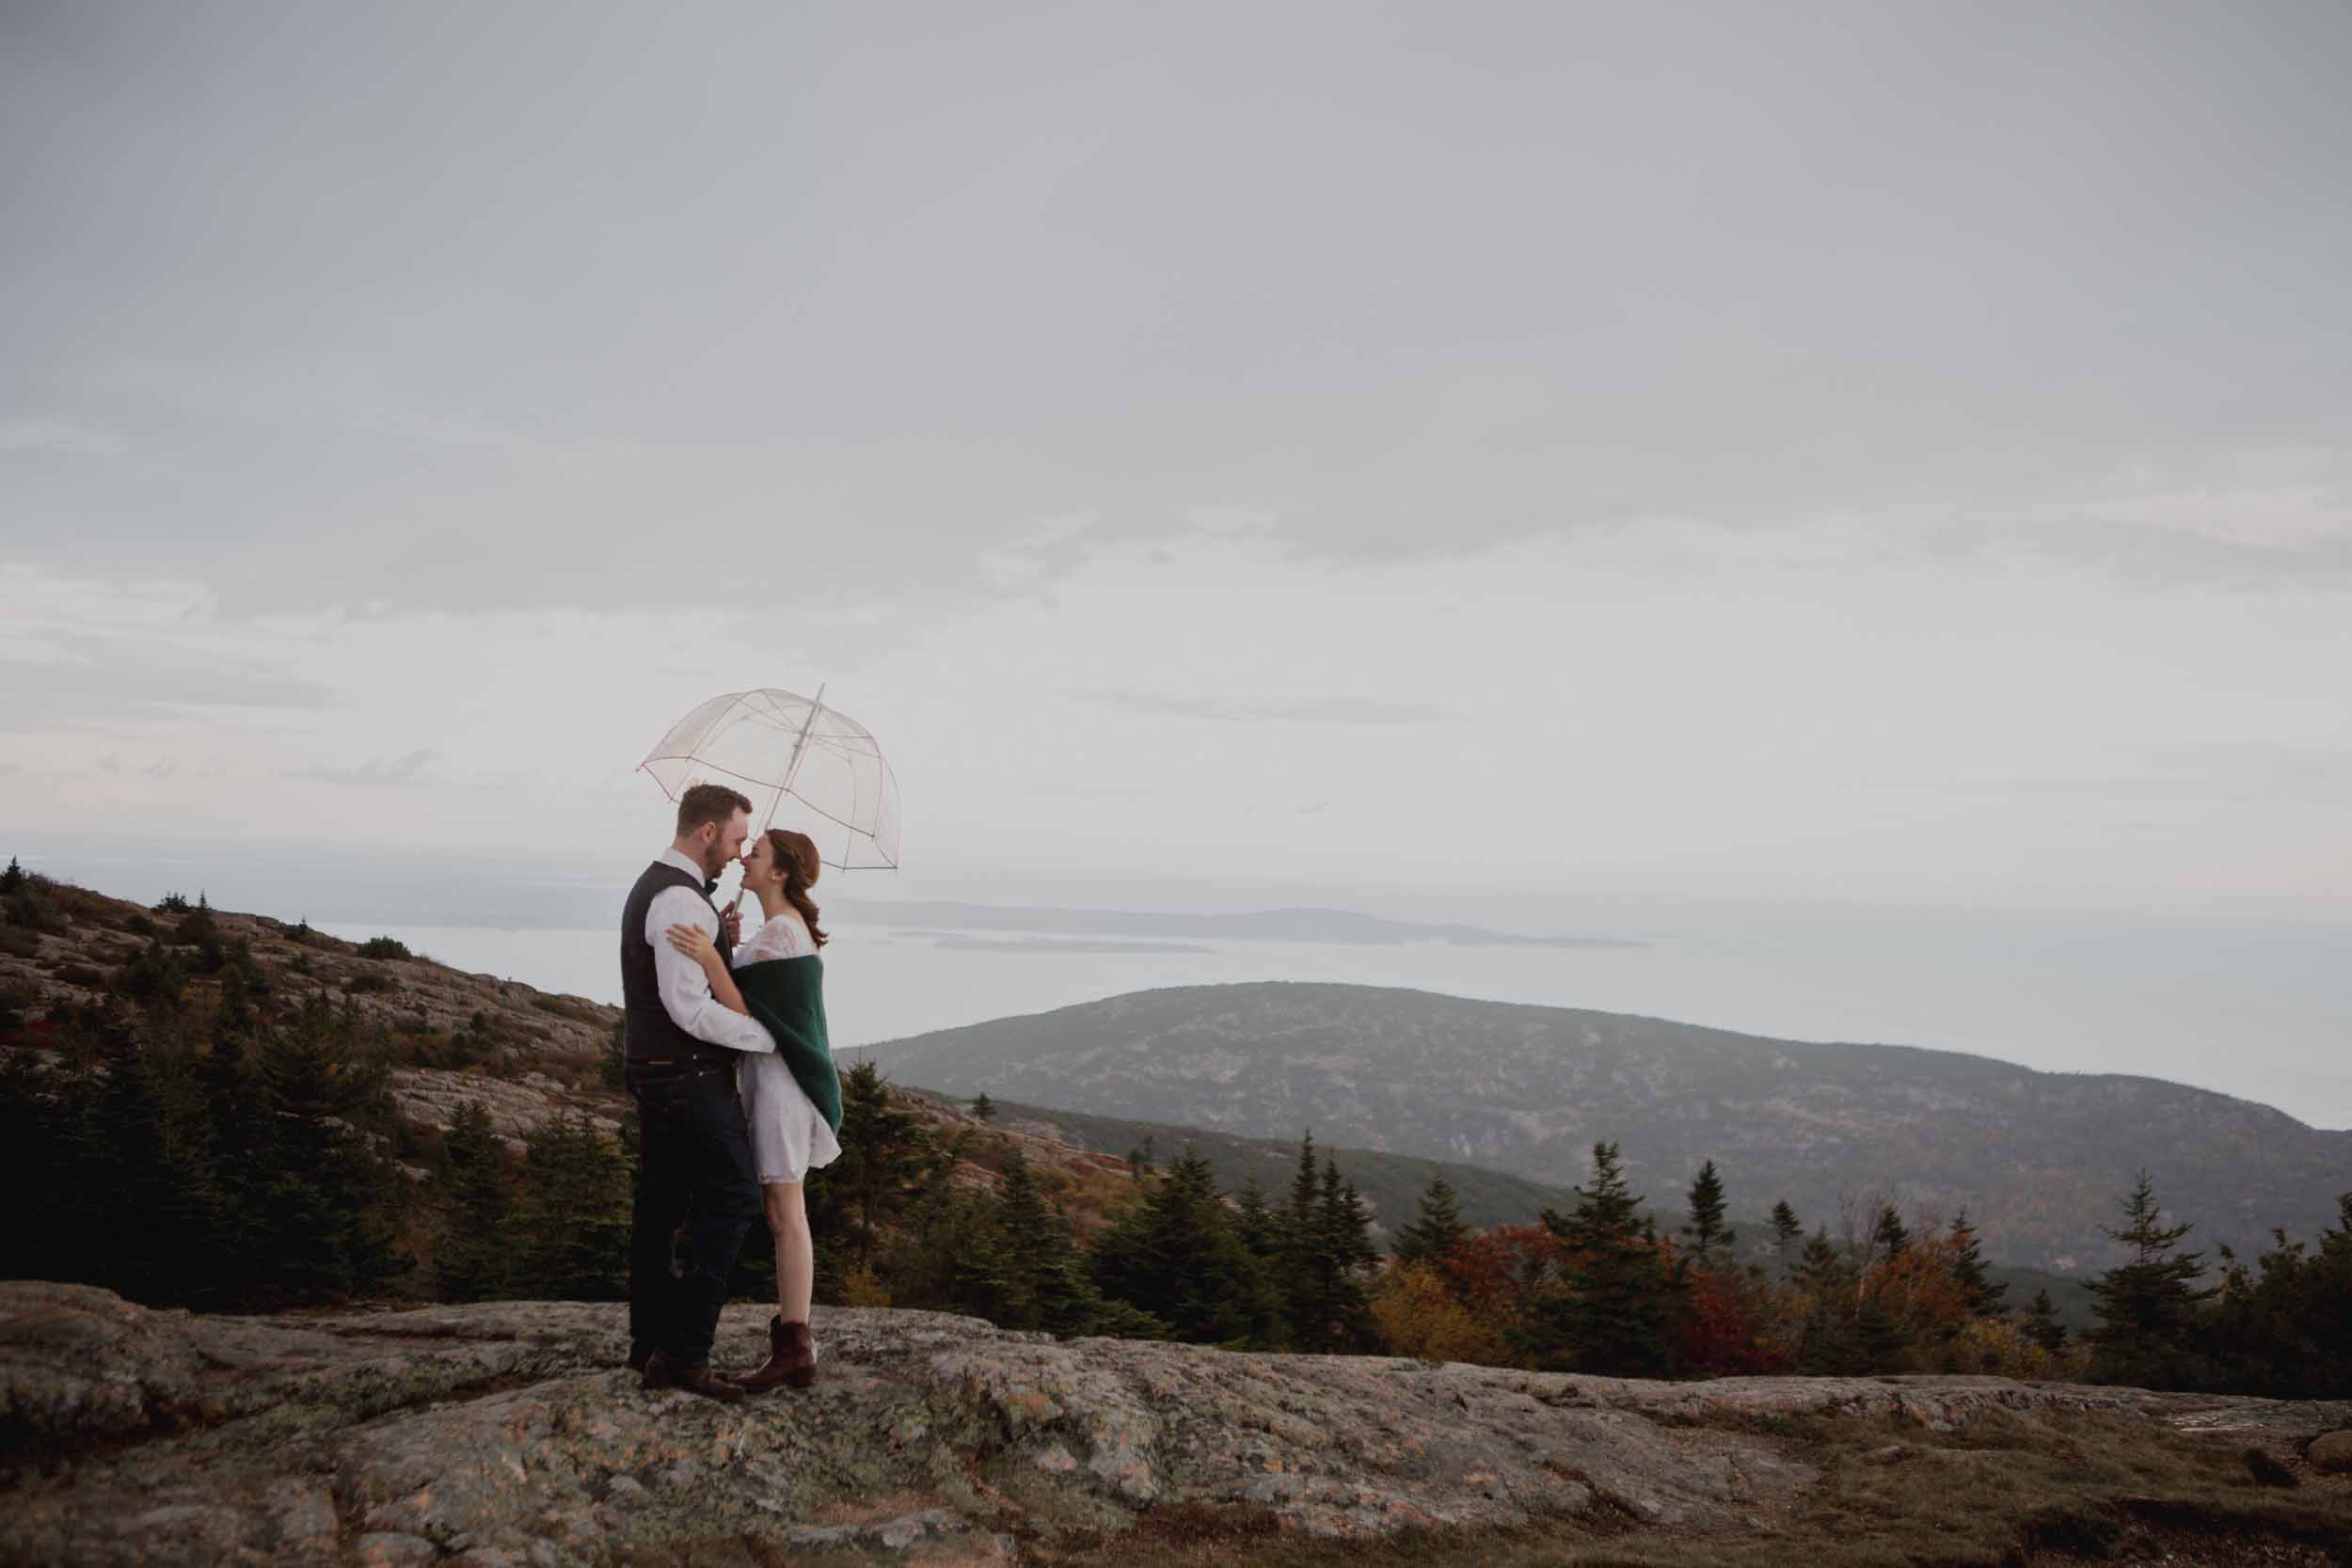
[{"x1": 640, "y1": 688, "x2": 900, "y2": 871}]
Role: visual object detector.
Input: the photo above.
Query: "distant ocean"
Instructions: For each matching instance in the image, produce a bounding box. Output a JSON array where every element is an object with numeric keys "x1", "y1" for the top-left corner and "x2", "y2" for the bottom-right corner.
[{"x1": 18, "y1": 836, "x2": 2352, "y2": 1131}]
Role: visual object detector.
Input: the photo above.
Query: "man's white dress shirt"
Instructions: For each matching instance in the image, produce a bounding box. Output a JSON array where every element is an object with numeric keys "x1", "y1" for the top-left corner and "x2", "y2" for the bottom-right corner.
[{"x1": 645, "y1": 847, "x2": 773, "y2": 1055}]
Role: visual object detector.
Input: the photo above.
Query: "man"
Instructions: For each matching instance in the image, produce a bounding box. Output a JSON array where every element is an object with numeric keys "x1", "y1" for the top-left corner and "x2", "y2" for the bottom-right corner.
[{"x1": 622, "y1": 782, "x2": 772, "y2": 1402}]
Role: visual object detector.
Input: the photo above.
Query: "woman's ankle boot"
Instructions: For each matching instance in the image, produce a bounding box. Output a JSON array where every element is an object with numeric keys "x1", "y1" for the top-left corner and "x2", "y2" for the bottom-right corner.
[
  {"x1": 730, "y1": 1315, "x2": 796, "y2": 1395},
  {"x1": 779, "y1": 1319, "x2": 818, "y2": 1389}
]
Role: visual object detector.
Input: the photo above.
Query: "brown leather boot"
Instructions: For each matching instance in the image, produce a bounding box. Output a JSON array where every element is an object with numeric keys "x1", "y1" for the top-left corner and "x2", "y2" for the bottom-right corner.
[
  {"x1": 640, "y1": 1350, "x2": 744, "y2": 1403},
  {"x1": 778, "y1": 1319, "x2": 818, "y2": 1389},
  {"x1": 730, "y1": 1315, "x2": 818, "y2": 1394}
]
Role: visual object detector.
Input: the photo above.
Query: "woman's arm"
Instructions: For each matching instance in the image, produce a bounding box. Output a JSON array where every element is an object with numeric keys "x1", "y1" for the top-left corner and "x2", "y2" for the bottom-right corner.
[{"x1": 665, "y1": 923, "x2": 749, "y2": 1016}]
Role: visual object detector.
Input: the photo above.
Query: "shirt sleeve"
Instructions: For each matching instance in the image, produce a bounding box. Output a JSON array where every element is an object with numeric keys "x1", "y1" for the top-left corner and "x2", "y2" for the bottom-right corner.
[{"x1": 645, "y1": 885, "x2": 774, "y2": 1054}]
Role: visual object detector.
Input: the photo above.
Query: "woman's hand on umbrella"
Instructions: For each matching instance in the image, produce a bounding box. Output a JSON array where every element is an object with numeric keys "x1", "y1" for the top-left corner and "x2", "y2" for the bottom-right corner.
[{"x1": 666, "y1": 923, "x2": 718, "y2": 966}]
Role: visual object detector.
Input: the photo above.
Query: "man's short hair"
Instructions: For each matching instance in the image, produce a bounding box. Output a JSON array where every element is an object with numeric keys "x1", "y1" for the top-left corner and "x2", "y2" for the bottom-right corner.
[{"x1": 676, "y1": 783, "x2": 755, "y2": 837}]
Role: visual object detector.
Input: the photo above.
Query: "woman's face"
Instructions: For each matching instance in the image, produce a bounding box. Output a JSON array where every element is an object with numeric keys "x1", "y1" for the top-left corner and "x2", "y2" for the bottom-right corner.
[{"x1": 741, "y1": 834, "x2": 777, "y2": 887}]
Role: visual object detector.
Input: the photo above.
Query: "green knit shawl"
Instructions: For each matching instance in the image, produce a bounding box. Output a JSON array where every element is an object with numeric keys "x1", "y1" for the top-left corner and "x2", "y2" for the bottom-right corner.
[{"x1": 733, "y1": 955, "x2": 841, "y2": 1132}]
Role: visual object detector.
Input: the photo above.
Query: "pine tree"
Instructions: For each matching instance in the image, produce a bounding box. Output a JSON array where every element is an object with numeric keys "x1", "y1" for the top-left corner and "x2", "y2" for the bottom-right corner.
[
  {"x1": 971, "y1": 1091, "x2": 996, "y2": 1122},
  {"x1": 434, "y1": 1101, "x2": 513, "y2": 1302},
  {"x1": 1392, "y1": 1173, "x2": 1470, "y2": 1267},
  {"x1": 96, "y1": 1040, "x2": 227, "y2": 1306},
  {"x1": 1232, "y1": 1172, "x2": 1280, "y2": 1268},
  {"x1": 246, "y1": 993, "x2": 411, "y2": 1303},
  {"x1": 1792, "y1": 1225, "x2": 1860, "y2": 1373},
  {"x1": 1275, "y1": 1131, "x2": 1322, "y2": 1343},
  {"x1": 2086, "y1": 1169, "x2": 2217, "y2": 1386},
  {"x1": 2023, "y1": 1287, "x2": 2068, "y2": 1352},
  {"x1": 1869, "y1": 1202, "x2": 1910, "y2": 1261},
  {"x1": 1770, "y1": 1200, "x2": 1803, "y2": 1275},
  {"x1": 0, "y1": 856, "x2": 24, "y2": 894},
  {"x1": 1681, "y1": 1161, "x2": 1733, "y2": 1265},
  {"x1": 1521, "y1": 1142, "x2": 1681, "y2": 1376},
  {"x1": 1089, "y1": 1147, "x2": 1268, "y2": 1344},
  {"x1": 1295, "y1": 1158, "x2": 1380, "y2": 1352},
  {"x1": 1947, "y1": 1211, "x2": 2007, "y2": 1319},
  {"x1": 993, "y1": 1151, "x2": 1092, "y2": 1333},
  {"x1": 177, "y1": 894, "x2": 225, "y2": 974},
  {"x1": 509, "y1": 1113, "x2": 632, "y2": 1299},
  {"x1": 820, "y1": 1062, "x2": 933, "y2": 1270}
]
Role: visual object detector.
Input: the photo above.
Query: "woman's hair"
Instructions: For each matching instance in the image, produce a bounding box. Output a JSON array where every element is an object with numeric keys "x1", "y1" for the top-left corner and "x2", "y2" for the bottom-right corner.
[{"x1": 765, "y1": 829, "x2": 828, "y2": 948}]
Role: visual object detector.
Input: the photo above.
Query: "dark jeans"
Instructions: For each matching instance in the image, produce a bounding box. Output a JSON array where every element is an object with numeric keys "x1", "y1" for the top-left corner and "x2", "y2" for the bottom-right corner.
[{"x1": 628, "y1": 1064, "x2": 760, "y2": 1366}]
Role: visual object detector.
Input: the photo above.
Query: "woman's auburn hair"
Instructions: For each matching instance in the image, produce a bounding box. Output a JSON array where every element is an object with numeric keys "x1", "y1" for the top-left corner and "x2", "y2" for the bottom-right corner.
[{"x1": 765, "y1": 829, "x2": 828, "y2": 948}]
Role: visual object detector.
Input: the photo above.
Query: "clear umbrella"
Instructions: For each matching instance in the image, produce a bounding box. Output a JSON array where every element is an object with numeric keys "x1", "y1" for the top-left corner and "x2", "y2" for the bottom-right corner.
[{"x1": 639, "y1": 686, "x2": 901, "y2": 874}]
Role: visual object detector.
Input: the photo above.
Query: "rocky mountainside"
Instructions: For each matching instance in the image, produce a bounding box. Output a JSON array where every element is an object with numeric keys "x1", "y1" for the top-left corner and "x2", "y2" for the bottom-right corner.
[
  {"x1": 7, "y1": 1281, "x2": 2347, "y2": 1568},
  {"x1": 850, "y1": 983, "x2": 2352, "y2": 1271}
]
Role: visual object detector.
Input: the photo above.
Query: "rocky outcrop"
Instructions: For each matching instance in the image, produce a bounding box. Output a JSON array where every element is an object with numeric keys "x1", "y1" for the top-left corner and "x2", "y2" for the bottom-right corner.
[
  {"x1": 6, "y1": 1282, "x2": 2344, "y2": 1567},
  {"x1": 387, "y1": 1069, "x2": 621, "y2": 1155}
]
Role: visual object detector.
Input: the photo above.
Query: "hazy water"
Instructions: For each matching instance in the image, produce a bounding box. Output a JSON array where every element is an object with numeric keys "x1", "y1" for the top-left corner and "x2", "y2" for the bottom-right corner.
[{"x1": 20, "y1": 837, "x2": 2350, "y2": 1130}]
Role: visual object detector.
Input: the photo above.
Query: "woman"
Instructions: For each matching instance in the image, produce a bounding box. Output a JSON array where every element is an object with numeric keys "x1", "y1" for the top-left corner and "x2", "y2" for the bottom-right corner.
[{"x1": 666, "y1": 827, "x2": 842, "y2": 1392}]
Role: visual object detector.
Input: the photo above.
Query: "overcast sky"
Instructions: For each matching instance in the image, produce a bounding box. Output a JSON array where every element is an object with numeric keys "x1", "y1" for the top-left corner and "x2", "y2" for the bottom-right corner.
[{"x1": 4, "y1": 0, "x2": 2347, "y2": 915}]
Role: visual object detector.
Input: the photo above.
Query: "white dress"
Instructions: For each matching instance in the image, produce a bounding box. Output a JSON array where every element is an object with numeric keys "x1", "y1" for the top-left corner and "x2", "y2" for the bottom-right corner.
[{"x1": 733, "y1": 909, "x2": 843, "y2": 1185}]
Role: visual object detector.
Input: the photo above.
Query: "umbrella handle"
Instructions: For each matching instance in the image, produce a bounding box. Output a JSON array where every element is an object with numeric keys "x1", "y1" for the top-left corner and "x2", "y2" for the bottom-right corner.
[{"x1": 727, "y1": 682, "x2": 827, "y2": 918}]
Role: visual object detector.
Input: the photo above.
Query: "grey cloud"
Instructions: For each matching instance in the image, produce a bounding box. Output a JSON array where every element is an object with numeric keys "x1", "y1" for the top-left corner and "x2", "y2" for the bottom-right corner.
[
  {"x1": 1071, "y1": 689, "x2": 1462, "y2": 724},
  {"x1": 0, "y1": 635, "x2": 337, "y2": 729},
  {"x1": 3, "y1": 1, "x2": 2345, "y2": 616},
  {"x1": 1871, "y1": 744, "x2": 2352, "y2": 805},
  {"x1": 296, "y1": 749, "x2": 444, "y2": 788},
  {"x1": 0, "y1": 419, "x2": 128, "y2": 457}
]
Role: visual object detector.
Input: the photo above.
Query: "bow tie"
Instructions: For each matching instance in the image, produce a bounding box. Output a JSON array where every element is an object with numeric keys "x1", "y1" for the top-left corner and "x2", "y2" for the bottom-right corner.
[{"x1": 704, "y1": 879, "x2": 721, "y2": 896}]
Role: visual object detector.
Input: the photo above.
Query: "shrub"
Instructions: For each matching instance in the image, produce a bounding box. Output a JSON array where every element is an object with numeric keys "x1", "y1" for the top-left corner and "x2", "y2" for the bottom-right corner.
[
  {"x1": 155, "y1": 892, "x2": 193, "y2": 915},
  {"x1": 345, "y1": 973, "x2": 395, "y2": 995},
  {"x1": 4, "y1": 879, "x2": 70, "y2": 935},
  {"x1": 358, "y1": 937, "x2": 413, "y2": 961},
  {"x1": 0, "y1": 927, "x2": 39, "y2": 960}
]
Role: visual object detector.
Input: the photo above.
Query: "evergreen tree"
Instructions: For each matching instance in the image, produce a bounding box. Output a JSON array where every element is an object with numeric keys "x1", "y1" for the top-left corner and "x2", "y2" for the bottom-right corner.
[
  {"x1": 433, "y1": 1101, "x2": 513, "y2": 1302},
  {"x1": 985, "y1": 1150, "x2": 1159, "y2": 1338},
  {"x1": 1770, "y1": 1200, "x2": 1804, "y2": 1275},
  {"x1": 1869, "y1": 1202, "x2": 1910, "y2": 1261},
  {"x1": 1521, "y1": 1142, "x2": 1681, "y2": 1376},
  {"x1": 509, "y1": 1113, "x2": 632, "y2": 1299},
  {"x1": 1791, "y1": 1225, "x2": 1860, "y2": 1373},
  {"x1": 1275, "y1": 1131, "x2": 1322, "y2": 1342},
  {"x1": 1391, "y1": 1173, "x2": 1470, "y2": 1267},
  {"x1": 820, "y1": 1062, "x2": 933, "y2": 1270},
  {"x1": 1232, "y1": 1172, "x2": 1281, "y2": 1269},
  {"x1": 177, "y1": 894, "x2": 225, "y2": 974},
  {"x1": 2086, "y1": 1170, "x2": 2217, "y2": 1386},
  {"x1": 1947, "y1": 1211, "x2": 2007, "y2": 1318},
  {"x1": 246, "y1": 993, "x2": 410, "y2": 1302},
  {"x1": 1292, "y1": 1158, "x2": 1380, "y2": 1352},
  {"x1": 2023, "y1": 1287, "x2": 2068, "y2": 1352},
  {"x1": 2189, "y1": 1197, "x2": 2352, "y2": 1399},
  {"x1": 1, "y1": 856, "x2": 24, "y2": 894},
  {"x1": 1680, "y1": 1161, "x2": 1732, "y2": 1265},
  {"x1": 1090, "y1": 1147, "x2": 1268, "y2": 1344},
  {"x1": 971, "y1": 1092, "x2": 996, "y2": 1122},
  {"x1": 93, "y1": 1039, "x2": 227, "y2": 1305}
]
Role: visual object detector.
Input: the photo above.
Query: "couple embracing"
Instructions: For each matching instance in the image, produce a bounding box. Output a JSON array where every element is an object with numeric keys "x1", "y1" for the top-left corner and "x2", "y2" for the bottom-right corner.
[{"x1": 622, "y1": 783, "x2": 844, "y2": 1402}]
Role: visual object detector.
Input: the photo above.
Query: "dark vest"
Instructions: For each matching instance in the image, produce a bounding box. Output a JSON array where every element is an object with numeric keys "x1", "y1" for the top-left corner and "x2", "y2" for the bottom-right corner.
[{"x1": 620, "y1": 859, "x2": 738, "y2": 1071}]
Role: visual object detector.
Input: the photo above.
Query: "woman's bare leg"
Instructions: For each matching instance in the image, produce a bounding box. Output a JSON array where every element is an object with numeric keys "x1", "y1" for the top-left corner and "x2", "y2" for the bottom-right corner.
[{"x1": 765, "y1": 1180, "x2": 813, "y2": 1324}]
